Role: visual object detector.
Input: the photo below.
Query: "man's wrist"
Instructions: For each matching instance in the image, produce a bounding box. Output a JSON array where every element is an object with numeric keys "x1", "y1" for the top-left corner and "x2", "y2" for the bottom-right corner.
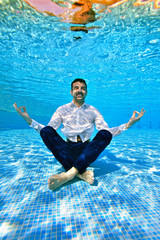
[
  {"x1": 26, "y1": 118, "x2": 32, "y2": 125},
  {"x1": 125, "y1": 123, "x2": 129, "y2": 129}
]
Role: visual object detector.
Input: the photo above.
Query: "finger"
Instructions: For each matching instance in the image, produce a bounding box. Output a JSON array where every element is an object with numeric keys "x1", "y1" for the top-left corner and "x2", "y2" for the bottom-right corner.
[
  {"x1": 134, "y1": 111, "x2": 140, "y2": 114},
  {"x1": 138, "y1": 109, "x2": 145, "y2": 116},
  {"x1": 132, "y1": 111, "x2": 140, "y2": 118},
  {"x1": 141, "y1": 109, "x2": 146, "y2": 114},
  {"x1": 135, "y1": 111, "x2": 142, "y2": 118},
  {"x1": 141, "y1": 111, "x2": 146, "y2": 116},
  {"x1": 19, "y1": 106, "x2": 26, "y2": 112},
  {"x1": 138, "y1": 109, "x2": 146, "y2": 118},
  {"x1": 13, "y1": 103, "x2": 21, "y2": 114},
  {"x1": 13, "y1": 103, "x2": 18, "y2": 109},
  {"x1": 131, "y1": 111, "x2": 136, "y2": 118}
]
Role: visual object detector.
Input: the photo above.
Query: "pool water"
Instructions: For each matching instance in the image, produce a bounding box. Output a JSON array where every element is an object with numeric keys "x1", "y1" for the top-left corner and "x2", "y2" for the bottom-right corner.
[{"x1": 0, "y1": 0, "x2": 160, "y2": 239}]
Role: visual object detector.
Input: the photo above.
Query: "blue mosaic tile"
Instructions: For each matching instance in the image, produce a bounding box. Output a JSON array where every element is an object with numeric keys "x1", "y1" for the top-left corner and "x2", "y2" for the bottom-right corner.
[{"x1": 0, "y1": 129, "x2": 160, "y2": 239}]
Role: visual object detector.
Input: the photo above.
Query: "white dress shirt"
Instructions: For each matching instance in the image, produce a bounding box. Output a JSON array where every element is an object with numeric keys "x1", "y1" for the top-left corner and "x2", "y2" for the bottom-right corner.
[{"x1": 31, "y1": 101, "x2": 126, "y2": 142}]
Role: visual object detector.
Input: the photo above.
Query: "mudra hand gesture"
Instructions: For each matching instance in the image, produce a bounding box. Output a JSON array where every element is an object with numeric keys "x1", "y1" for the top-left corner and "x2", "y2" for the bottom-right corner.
[
  {"x1": 126, "y1": 108, "x2": 145, "y2": 129},
  {"x1": 13, "y1": 103, "x2": 32, "y2": 125}
]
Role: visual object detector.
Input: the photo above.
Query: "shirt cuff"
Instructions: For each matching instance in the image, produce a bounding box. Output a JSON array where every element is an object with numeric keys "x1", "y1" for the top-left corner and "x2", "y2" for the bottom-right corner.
[
  {"x1": 119, "y1": 123, "x2": 127, "y2": 131},
  {"x1": 30, "y1": 119, "x2": 41, "y2": 132},
  {"x1": 109, "y1": 123, "x2": 127, "y2": 137}
]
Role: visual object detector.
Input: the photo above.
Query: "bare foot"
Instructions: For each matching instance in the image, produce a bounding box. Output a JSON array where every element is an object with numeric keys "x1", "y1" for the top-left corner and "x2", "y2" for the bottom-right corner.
[
  {"x1": 77, "y1": 170, "x2": 94, "y2": 184},
  {"x1": 48, "y1": 172, "x2": 70, "y2": 190},
  {"x1": 48, "y1": 167, "x2": 79, "y2": 190}
]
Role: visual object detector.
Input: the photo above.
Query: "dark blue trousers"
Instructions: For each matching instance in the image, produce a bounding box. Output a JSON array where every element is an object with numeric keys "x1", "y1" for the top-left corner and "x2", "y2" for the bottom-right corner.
[{"x1": 40, "y1": 126, "x2": 112, "y2": 174}]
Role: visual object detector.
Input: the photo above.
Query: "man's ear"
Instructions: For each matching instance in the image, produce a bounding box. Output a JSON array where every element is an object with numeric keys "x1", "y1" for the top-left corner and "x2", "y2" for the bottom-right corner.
[{"x1": 70, "y1": 90, "x2": 73, "y2": 96}]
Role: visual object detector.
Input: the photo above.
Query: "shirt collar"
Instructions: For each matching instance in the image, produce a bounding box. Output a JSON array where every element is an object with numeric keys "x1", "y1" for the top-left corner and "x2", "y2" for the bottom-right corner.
[{"x1": 70, "y1": 101, "x2": 87, "y2": 109}]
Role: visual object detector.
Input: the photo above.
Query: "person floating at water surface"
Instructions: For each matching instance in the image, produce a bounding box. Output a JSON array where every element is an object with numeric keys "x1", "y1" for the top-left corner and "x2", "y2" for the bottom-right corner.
[
  {"x1": 22, "y1": 0, "x2": 127, "y2": 25},
  {"x1": 23, "y1": 0, "x2": 160, "y2": 33},
  {"x1": 20, "y1": 0, "x2": 160, "y2": 34},
  {"x1": 13, "y1": 79, "x2": 145, "y2": 190}
]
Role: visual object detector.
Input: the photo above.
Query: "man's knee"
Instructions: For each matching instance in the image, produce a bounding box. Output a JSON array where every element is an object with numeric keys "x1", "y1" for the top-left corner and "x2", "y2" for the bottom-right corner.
[
  {"x1": 99, "y1": 129, "x2": 112, "y2": 143},
  {"x1": 40, "y1": 126, "x2": 56, "y2": 138}
]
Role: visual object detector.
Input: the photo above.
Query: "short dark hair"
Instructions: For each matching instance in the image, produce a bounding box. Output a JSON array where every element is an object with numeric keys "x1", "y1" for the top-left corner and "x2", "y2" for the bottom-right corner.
[{"x1": 71, "y1": 78, "x2": 87, "y2": 90}]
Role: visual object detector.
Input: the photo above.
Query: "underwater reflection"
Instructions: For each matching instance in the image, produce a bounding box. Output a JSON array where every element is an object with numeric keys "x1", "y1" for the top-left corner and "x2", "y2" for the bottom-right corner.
[
  {"x1": 22, "y1": 0, "x2": 160, "y2": 32},
  {"x1": 23, "y1": 0, "x2": 96, "y2": 24},
  {"x1": 23, "y1": 0, "x2": 160, "y2": 32},
  {"x1": 23, "y1": 0, "x2": 160, "y2": 22}
]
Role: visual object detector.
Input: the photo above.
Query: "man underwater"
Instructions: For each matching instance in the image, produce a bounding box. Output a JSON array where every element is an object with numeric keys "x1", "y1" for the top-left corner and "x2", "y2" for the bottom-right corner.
[{"x1": 14, "y1": 79, "x2": 145, "y2": 190}]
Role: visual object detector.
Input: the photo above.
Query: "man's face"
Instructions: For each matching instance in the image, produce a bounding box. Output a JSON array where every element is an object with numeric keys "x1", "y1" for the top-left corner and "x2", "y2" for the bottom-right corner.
[{"x1": 70, "y1": 81, "x2": 87, "y2": 102}]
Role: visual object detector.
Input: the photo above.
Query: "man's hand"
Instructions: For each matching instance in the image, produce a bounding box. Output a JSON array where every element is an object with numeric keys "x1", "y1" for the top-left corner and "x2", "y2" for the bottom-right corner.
[
  {"x1": 125, "y1": 108, "x2": 146, "y2": 129},
  {"x1": 13, "y1": 103, "x2": 32, "y2": 125}
]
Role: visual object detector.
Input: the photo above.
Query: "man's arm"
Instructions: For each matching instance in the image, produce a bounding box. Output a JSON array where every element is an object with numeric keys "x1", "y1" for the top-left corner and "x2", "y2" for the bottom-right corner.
[
  {"x1": 13, "y1": 103, "x2": 45, "y2": 132},
  {"x1": 23, "y1": 0, "x2": 67, "y2": 17},
  {"x1": 125, "y1": 108, "x2": 146, "y2": 129},
  {"x1": 108, "y1": 108, "x2": 145, "y2": 136},
  {"x1": 13, "y1": 102, "x2": 62, "y2": 133},
  {"x1": 94, "y1": 107, "x2": 145, "y2": 137}
]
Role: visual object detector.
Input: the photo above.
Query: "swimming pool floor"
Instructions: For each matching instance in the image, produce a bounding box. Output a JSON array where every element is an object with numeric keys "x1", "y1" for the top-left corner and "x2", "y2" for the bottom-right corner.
[{"x1": 0, "y1": 129, "x2": 160, "y2": 240}]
